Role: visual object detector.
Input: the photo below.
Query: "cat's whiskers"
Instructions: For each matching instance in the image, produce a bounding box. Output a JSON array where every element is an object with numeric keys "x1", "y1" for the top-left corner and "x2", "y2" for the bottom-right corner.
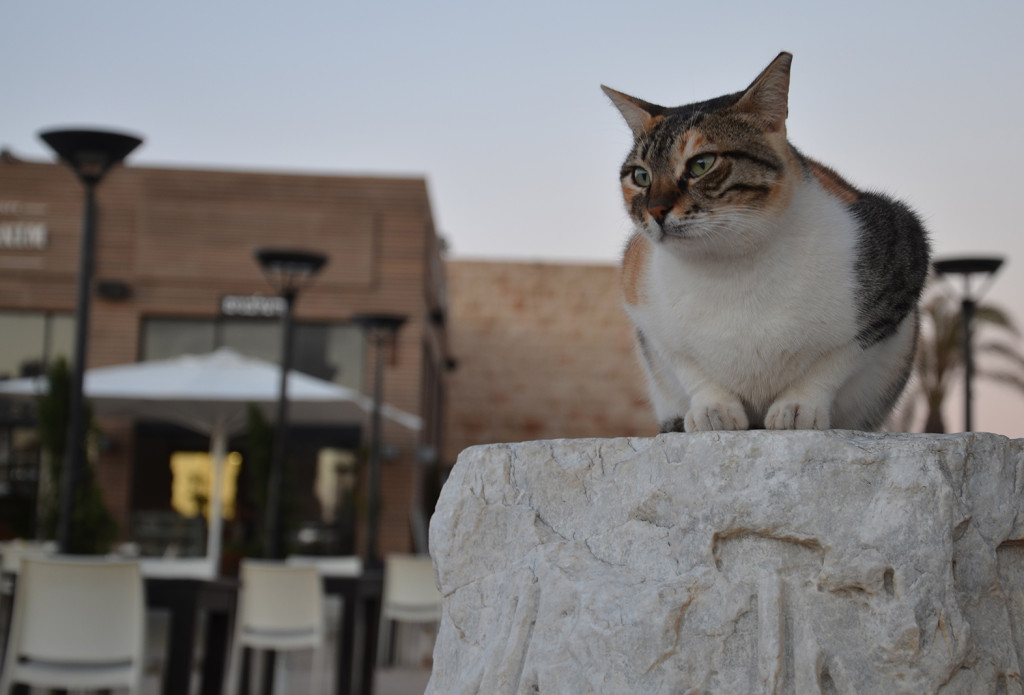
[{"x1": 660, "y1": 207, "x2": 767, "y2": 252}]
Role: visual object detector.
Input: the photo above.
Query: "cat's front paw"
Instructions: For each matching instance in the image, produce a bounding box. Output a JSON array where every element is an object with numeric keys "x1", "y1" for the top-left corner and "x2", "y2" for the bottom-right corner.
[
  {"x1": 684, "y1": 400, "x2": 749, "y2": 432},
  {"x1": 765, "y1": 399, "x2": 831, "y2": 430}
]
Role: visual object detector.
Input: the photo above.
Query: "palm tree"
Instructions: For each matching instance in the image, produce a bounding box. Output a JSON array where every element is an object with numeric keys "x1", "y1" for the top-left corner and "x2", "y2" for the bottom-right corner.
[{"x1": 910, "y1": 289, "x2": 1024, "y2": 433}]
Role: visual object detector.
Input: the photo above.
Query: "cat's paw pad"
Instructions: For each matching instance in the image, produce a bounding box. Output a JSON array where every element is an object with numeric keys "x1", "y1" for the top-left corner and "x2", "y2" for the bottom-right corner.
[
  {"x1": 765, "y1": 400, "x2": 831, "y2": 430},
  {"x1": 684, "y1": 401, "x2": 749, "y2": 432}
]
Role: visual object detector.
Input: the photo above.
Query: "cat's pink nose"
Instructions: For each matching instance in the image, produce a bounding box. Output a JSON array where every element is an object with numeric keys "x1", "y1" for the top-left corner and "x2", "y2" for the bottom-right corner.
[{"x1": 648, "y1": 202, "x2": 671, "y2": 223}]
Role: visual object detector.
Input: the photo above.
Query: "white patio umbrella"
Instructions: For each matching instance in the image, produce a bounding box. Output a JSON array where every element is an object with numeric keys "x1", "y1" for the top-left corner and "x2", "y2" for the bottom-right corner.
[{"x1": 0, "y1": 348, "x2": 421, "y2": 575}]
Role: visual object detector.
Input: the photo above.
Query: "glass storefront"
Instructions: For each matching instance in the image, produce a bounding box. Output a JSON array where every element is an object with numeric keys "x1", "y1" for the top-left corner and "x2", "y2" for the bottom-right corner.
[
  {"x1": 0, "y1": 417, "x2": 40, "y2": 538},
  {"x1": 0, "y1": 310, "x2": 74, "y2": 380},
  {"x1": 0, "y1": 312, "x2": 369, "y2": 551},
  {"x1": 131, "y1": 420, "x2": 362, "y2": 558},
  {"x1": 136, "y1": 317, "x2": 368, "y2": 556},
  {"x1": 141, "y1": 317, "x2": 364, "y2": 391}
]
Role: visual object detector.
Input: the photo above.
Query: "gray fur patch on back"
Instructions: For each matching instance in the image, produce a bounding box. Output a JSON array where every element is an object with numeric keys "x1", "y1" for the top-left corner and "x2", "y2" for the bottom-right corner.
[{"x1": 850, "y1": 193, "x2": 930, "y2": 347}]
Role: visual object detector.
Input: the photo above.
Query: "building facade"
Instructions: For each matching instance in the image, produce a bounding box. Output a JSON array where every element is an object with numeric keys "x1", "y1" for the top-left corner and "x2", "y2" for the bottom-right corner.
[{"x1": 0, "y1": 153, "x2": 450, "y2": 561}]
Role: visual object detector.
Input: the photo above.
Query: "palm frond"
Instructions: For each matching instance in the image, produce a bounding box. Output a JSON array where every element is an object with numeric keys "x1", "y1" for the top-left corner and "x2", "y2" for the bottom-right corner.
[
  {"x1": 975, "y1": 341, "x2": 1024, "y2": 371},
  {"x1": 975, "y1": 368, "x2": 1024, "y2": 395},
  {"x1": 973, "y1": 305, "x2": 1020, "y2": 335},
  {"x1": 907, "y1": 285, "x2": 1024, "y2": 431}
]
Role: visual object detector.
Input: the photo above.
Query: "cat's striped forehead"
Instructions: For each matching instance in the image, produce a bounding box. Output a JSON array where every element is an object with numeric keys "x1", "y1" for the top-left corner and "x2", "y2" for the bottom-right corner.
[{"x1": 634, "y1": 91, "x2": 744, "y2": 167}]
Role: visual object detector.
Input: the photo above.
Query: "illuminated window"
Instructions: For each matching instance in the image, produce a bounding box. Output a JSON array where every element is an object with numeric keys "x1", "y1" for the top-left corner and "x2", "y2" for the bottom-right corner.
[
  {"x1": 169, "y1": 451, "x2": 243, "y2": 520},
  {"x1": 315, "y1": 448, "x2": 357, "y2": 523}
]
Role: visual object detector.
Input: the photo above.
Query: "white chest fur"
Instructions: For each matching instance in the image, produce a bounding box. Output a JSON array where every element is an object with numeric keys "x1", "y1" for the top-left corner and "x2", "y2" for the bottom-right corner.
[{"x1": 627, "y1": 179, "x2": 862, "y2": 410}]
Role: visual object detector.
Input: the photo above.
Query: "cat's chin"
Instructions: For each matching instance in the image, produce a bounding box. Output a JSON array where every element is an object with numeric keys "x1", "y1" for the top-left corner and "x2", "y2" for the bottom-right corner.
[
  {"x1": 647, "y1": 221, "x2": 701, "y2": 242},
  {"x1": 647, "y1": 221, "x2": 724, "y2": 249}
]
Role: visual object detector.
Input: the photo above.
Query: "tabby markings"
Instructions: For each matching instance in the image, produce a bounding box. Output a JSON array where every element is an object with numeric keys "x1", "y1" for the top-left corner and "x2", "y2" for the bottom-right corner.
[{"x1": 680, "y1": 132, "x2": 708, "y2": 161}]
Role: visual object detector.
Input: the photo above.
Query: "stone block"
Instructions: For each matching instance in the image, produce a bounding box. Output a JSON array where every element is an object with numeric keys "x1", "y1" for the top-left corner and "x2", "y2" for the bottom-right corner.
[{"x1": 426, "y1": 431, "x2": 1024, "y2": 694}]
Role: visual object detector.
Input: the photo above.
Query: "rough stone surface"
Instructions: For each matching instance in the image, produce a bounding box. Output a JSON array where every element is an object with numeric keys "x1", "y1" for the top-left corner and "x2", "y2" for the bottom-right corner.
[{"x1": 426, "y1": 431, "x2": 1024, "y2": 694}]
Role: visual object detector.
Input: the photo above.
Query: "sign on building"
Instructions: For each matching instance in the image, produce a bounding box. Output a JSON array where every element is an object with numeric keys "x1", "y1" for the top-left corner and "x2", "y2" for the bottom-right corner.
[
  {"x1": 220, "y1": 294, "x2": 286, "y2": 318},
  {"x1": 0, "y1": 222, "x2": 48, "y2": 251}
]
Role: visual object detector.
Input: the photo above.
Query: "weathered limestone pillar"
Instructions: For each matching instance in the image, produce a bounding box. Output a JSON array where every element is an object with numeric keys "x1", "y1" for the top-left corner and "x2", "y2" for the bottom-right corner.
[{"x1": 426, "y1": 431, "x2": 1024, "y2": 694}]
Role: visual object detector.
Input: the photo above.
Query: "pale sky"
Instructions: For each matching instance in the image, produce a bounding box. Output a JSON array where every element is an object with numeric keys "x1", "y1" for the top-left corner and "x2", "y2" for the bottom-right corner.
[{"x1": 3, "y1": 0, "x2": 1022, "y2": 437}]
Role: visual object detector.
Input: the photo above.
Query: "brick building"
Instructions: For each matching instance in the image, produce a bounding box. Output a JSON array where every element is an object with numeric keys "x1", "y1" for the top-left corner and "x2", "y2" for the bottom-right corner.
[
  {"x1": 444, "y1": 260, "x2": 657, "y2": 457},
  {"x1": 0, "y1": 149, "x2": 663, "y2": 558},
  {"x1": 0, "y1": 154, "x2": 450, "y2": 559}
]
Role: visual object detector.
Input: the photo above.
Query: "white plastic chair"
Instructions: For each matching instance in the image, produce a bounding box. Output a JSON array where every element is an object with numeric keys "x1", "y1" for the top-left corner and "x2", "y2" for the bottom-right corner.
[
  {"x1": 0, "y1": 539, "x2": 57, "y2": 576},
  {"x1": 225, "y1": 559, "x2": 326, "y2": 695},
  {"x1": 379, "y1": 554, "x2": 443, "y2": 666},
  {"x1": 1, "y1": 539, "x2": 55, "y2": 652},
  {"x1": 0, "y1": 556, "x2": 146, "y2": 694},
  {"x1": 284, "y1": 555, "x2": 362, "y2": 693}
]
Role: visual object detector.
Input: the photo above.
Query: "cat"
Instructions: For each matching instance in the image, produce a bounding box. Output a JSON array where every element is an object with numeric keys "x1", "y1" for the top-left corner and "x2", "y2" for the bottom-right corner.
[{"x1": 603, "y1": 52, "x2": 930, "y2": 432}]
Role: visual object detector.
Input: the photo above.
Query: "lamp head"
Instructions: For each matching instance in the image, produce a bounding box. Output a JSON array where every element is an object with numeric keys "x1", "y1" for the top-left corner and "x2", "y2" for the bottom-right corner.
[
  {"x1": 39, "y1": 128, "x2": 142, "y2": 185},
  {"x1": 351, "y1": 313, "x2": 408, "y2": 334},
  {"x1": 933, "y1": 257, "x2": 1004, "y2": 277},
  {"x1": 254, "y1": 248, "x2": 328, "y2": 296},
  {"x1": 932, "y1": 255, "x2": 1005, "y2": 301}
]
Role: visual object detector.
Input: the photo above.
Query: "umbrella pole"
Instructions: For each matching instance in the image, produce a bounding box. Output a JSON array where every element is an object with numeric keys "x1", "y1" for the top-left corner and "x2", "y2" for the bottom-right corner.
[{"x1": 207, "y1": 426, "x2": 227, "y2": 577}]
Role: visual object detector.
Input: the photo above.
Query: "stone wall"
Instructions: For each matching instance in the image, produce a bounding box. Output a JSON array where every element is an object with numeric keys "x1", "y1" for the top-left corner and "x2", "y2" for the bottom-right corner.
[{"x1": 427, "y1": 431, "x2": 1024, "y2": 694}]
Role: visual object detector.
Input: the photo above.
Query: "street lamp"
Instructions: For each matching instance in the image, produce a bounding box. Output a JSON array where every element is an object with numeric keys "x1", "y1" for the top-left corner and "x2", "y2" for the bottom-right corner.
[
  {"x1": 932, "y1": 256, "x2": 1005, "y2": 432},
  {"x1": 39, "y1": 128, "x2": 142, "y2": 553},
  {"x1": 352, "y1": 313, "x2": 407, "y2": 567},
  {"x1": 254, "y1": 248, "x2": 328, "y2": 559}
]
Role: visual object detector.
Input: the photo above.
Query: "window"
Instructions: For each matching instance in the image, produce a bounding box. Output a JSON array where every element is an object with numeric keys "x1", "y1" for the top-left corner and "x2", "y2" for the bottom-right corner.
[
  {"x1": 0, "y1": 310, "x2": 74, "y2": 380},
  {"x1": 220, "y1": 320, "x2": 278, "y2": 365},
  {"x1": 142, "y1": 319, "x2": 216, "y2": 362},
  {"x1": 140, "y1": 318, "x2": 365, "y2": 392}
]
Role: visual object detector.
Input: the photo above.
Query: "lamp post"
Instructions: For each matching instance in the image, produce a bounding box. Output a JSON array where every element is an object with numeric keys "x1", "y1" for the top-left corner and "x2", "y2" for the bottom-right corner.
[
  {"x1": 254, "y1": 248, "x2": 328, "y2": 559},
  {"x1": 352, "y1": 313, "x2": 407, "y2": 567},
  {"x1": 933, "y1": 256, "x2": 1004, "y2": 432},
  {"x1": 39, "y1": 128, "x2": 142, "y2": 553}
]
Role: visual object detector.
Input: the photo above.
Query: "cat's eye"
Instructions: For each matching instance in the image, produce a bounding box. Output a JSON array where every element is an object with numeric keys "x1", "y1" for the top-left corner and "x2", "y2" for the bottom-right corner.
[
  {"x1": 687, "y1": 154, "x2": 716, "y2": 178},
  {"x1": 632, "y1": 167, "x2": 651, "y2": 187}
]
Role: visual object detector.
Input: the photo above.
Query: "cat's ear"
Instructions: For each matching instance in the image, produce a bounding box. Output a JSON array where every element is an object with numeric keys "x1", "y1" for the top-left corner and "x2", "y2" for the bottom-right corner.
[
  {"x1": 602, "y1": 86, "x2": 664, "y2": 138},
  {"x1": 734, "y1": 52, "x2": 792, "y2": 133}
]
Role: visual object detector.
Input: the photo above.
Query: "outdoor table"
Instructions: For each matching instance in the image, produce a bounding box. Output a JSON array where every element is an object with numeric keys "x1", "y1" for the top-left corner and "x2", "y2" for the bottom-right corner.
[
  {"x1": 141, "y1": 559, "x2": 238, "y2": 695},
  {"x1": 327, "y1": 566, "x2": 383, "y2": 695}
]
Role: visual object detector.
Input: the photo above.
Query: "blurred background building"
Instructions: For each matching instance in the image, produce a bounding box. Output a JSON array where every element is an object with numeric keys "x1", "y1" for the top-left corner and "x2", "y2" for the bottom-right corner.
[
  {"x1": 0, "y1": 155, "x2": 451, "y2": 561},
  {"x1": 0, "y1": 151, "x2": 659, "y2": 563}
]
